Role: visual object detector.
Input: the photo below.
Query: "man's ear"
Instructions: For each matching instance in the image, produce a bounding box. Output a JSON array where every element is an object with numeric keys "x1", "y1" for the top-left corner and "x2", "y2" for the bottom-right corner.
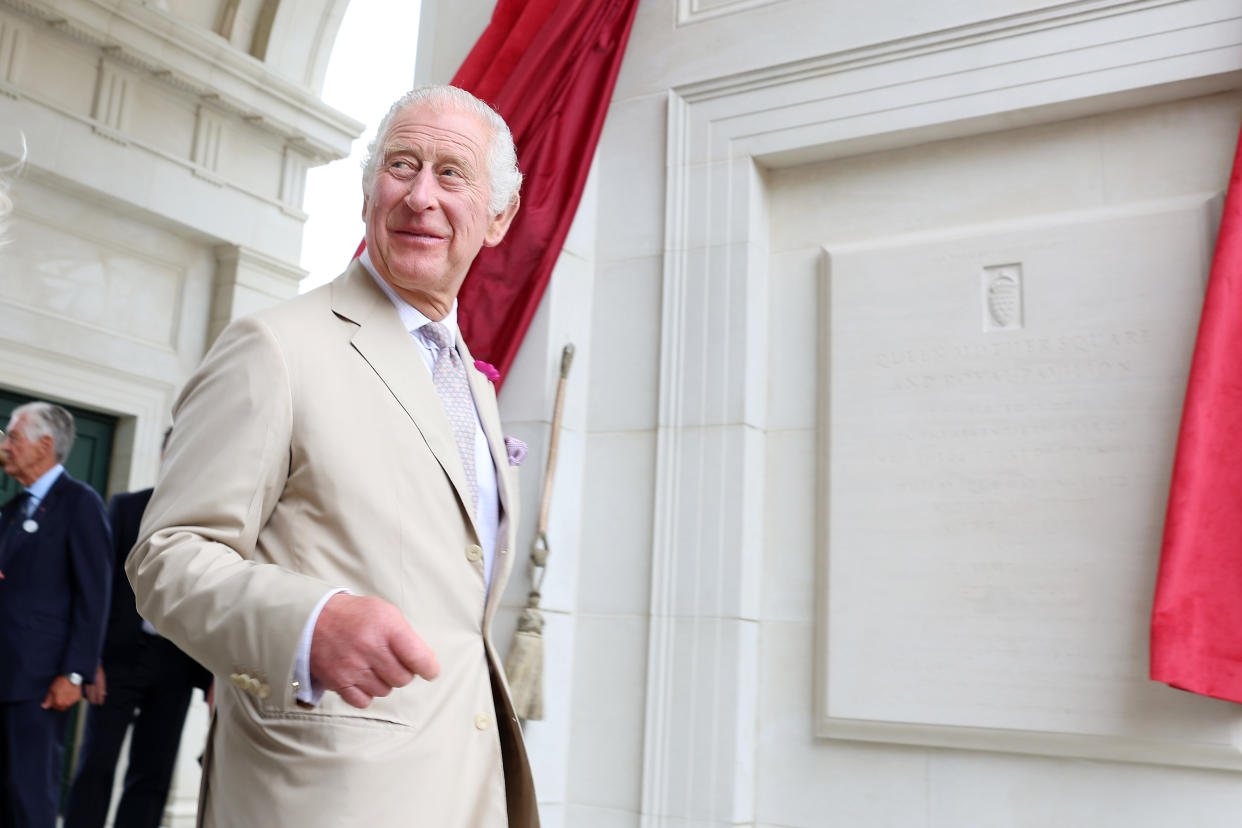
[{"x1": 484, "y1": 195, "x2": 520, "y2": 247}]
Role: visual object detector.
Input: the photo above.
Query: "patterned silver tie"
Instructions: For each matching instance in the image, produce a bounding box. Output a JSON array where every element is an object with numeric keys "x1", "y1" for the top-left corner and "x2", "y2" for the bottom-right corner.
[{"x1": 420, "y1": 321, "x2": 478, "y2": 510}]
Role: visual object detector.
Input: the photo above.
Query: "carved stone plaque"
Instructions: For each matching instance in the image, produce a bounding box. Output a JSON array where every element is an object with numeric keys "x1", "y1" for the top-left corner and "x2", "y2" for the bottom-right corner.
[{"x1": 816, "y1": 196, "x2": 1242, "y2": 769}]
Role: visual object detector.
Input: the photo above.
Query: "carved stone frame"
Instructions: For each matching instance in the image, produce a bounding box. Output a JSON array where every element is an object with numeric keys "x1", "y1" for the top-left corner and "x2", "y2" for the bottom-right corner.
[{"x1": 642, "y1": 2, "x2": 1242, "y2": 823}]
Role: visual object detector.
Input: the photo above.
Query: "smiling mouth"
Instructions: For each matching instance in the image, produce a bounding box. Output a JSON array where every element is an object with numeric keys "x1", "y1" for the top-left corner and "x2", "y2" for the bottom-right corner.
[{"x1": 394, "y1": 228, "x2": 446, "y2": 241}]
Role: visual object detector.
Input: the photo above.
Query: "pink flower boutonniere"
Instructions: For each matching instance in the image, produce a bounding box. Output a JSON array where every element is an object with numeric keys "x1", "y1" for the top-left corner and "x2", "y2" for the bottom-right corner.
[
  {"x1": 504, "y1": 436, "x2": 528, "y2": 467},
  {"x1": 474, "y1": 360, "x2": 501, "y2": 383},
  {"x1": 473, "y1": 359, "x2": 524, "y2": 465}
]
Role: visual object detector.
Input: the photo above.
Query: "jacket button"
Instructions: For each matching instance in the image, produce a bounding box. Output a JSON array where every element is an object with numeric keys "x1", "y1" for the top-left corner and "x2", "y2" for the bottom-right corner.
[
  {"x1": 257, "y1": 683, "x2": 271, "y2": 700},
  {"x1": 230, "y1": 673, "x2": 245, "y2": 688},
  {"x1": 474, "y1": 713, "x2": 492, "y2": 731},
  {"x1": 465, "y1": 545, "x2": 483, "y2": 563}
]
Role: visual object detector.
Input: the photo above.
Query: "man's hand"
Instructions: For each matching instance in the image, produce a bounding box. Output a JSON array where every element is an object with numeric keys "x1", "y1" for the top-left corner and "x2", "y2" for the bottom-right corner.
[
  {"x1": 42, "y1": 676, "x2": 83, "y2": 711},
  {"x1": 84, "y1": 665, "x2": 107, "y2": 705},
  {"x1": 309, "y1": 594, "x2": 440, "y2": 709}
]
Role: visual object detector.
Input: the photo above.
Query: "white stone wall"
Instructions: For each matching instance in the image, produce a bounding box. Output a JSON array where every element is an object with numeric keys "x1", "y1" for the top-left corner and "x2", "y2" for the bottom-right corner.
[
  {"x1": 762, "y1": 90, "x2": 1242, "y2": 828},
  {"x1": 419, "y1": 1, "x2": 1242, "y2": 826}
]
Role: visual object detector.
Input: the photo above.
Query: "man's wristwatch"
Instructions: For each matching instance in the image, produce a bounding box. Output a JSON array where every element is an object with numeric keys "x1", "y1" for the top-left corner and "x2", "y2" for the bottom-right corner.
[{"x1": 65, "y1": 672, "x2": 83, "y2": 686}]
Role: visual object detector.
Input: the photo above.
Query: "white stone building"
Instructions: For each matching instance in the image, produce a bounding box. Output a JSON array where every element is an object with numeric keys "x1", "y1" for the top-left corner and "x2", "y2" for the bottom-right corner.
[{"x1": 2, "y1": 0, "x2": 1241, "y2": 825}]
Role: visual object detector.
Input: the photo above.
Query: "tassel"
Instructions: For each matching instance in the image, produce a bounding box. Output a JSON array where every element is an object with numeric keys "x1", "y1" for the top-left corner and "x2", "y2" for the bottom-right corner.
[
  {"x1": 505, "y1": 345, "x2": 573, "y2": 722},
  {"x1": 504, "y1": 600, "x2": 545, "y2": 720}
]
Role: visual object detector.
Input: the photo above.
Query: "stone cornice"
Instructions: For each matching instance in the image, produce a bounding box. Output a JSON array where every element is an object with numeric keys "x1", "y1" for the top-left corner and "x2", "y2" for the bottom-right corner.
[{"x1": 0, "y1": 0, "x2": 361, "y2": 161}]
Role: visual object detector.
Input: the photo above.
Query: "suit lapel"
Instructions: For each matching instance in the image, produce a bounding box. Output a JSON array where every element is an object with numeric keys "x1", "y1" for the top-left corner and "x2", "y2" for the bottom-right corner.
[
  {"x1": 332, "y1": 262, "x2": 481, "y2": 539},
  {"x1": 459, "y1": 338, "x2": 519, "y2": 623},
  {"x1": 458, "y1": 337, "x2": 513, "y2": 525},
  {"x1": 0, "y1": 492, "x2": 25, "y2": 570},
  {"x1": 1, "y1": 491, "x2": 25, "y2": 528},
  {"x1": 0, "y1": 473, "x2": 69, "y2": 570},
  {"x1": 33, "y1": 473, "x2": 70, "y2": 524}
]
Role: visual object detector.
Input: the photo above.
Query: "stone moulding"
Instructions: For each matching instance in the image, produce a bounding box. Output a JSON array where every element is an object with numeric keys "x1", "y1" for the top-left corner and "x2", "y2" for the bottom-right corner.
[{"x1": 0, "y1": 0, "x2": 360, "y2": 161}]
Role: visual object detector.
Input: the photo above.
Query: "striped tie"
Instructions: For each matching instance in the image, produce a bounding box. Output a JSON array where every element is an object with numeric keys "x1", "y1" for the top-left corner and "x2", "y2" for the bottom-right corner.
[{"x1": 420, "y1": 322, "x2": 478, "y2": 510}]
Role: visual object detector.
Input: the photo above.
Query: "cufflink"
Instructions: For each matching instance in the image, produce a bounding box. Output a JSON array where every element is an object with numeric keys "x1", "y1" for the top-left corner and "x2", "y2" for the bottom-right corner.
[
  {"x1": 292, "y1": 679, "x2": 315, "y2": 709},
  {"x1": 66, "y1": 672, "x2": 83, "y2": 686}
]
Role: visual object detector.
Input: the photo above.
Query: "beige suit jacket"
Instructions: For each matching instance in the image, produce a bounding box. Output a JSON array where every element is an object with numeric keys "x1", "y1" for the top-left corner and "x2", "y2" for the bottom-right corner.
[{"x1": 127, "y1": 261, "x2": 538, "y2": 827}]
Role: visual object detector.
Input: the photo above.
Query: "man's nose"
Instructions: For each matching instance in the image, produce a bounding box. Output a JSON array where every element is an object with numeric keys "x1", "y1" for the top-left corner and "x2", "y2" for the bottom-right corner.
[{"x1": 404, "y1": 168, "x2": 437, "y2": 210}]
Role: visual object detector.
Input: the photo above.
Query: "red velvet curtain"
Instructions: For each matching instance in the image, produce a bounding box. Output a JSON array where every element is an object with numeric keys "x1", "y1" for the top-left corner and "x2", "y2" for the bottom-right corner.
[
  {"x1": 1150, "y1": 125, "x2": 1242, "y2": 703},
  {"x1": 453, "y1": 0, "x2": 640, "y2": 388}
]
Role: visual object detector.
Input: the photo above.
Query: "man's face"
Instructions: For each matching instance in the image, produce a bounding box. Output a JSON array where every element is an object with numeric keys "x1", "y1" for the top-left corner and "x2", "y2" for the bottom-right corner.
[
  {"x1": 0, "y1": 414, "x2": 54, "y2": 486},
  {"x1": 362, "y1": 102, "x2": 518, "y2": 319}
]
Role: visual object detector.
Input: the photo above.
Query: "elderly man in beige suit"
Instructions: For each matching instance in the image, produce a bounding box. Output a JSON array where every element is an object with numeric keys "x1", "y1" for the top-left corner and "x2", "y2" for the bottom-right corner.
[{"x1": 127, "y1": 85, "x2": 538, "y2": 827}]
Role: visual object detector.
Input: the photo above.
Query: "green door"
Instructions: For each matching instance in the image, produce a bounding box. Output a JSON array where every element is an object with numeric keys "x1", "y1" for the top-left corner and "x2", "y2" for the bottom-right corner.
[{"x1": 0, "y1": 388, "x2": 116, "y2": 500}]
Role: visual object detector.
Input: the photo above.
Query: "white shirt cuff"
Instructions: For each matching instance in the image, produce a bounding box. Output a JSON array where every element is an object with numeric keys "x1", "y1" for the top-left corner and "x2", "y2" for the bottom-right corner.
[{"x1": 294, "y1": 587, "x2": 350, "y2": 705}]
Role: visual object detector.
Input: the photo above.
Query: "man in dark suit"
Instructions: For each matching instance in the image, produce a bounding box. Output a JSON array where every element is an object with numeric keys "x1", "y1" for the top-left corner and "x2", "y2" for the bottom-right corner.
[
  {"x1": 64, "y1": 430, "x2": 211, "y2": 828},
  {"x1": 0, "y1": 401, "x2": 111, "y2": 828}
]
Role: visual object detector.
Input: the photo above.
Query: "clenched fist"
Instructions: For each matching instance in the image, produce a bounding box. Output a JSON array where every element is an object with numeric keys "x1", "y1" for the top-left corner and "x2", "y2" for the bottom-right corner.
[{"x1": 309, "y1": 593, "x2": 440, "y2": 709}]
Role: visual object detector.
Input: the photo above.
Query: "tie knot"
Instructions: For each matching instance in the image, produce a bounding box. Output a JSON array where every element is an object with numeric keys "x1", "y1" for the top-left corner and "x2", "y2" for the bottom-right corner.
[
  {"x1": 420, "y1": 321, "x2": 452, "y2": 351},
  {"x1": 11, "y1": 490, "x2": 31, "y2": 517}
]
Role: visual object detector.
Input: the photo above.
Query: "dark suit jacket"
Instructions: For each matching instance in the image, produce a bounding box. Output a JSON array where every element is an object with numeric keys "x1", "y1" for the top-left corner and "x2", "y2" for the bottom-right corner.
[
  {"x1": 0, "y1": 470, "x2": 111, "y2": 701},
  {"x1": 102, "y1": 489, "x2": 209, "y2": 689}
]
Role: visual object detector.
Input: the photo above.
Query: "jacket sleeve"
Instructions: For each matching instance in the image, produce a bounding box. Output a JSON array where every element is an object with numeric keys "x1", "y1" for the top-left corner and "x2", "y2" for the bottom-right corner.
[
  {"x1": 126, "y1": 315, "x2": 334, "y2": 705},
  {"x1": 63, "y1": 486, "x2": 112, "y2": 678}
]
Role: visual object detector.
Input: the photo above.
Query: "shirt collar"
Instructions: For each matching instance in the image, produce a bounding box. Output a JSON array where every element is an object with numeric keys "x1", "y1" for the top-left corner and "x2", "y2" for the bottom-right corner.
[
  {"x1": 358, "y1": 248, "x2": 461, "y2": 346},
  {"x1": 26, "y1": 464, "x2": 65, "y2": 503}
]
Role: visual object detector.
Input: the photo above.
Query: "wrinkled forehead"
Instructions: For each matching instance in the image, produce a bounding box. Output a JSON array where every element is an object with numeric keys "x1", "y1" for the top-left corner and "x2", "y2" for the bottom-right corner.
[{"x1": 384, "y1": 102, "x2": 491, "y2": 153}]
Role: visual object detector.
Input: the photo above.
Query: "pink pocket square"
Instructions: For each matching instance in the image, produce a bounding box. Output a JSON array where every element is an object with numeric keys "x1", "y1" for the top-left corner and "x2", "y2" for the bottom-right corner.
[{"x1": 504, "y1": 436, "x2": 527, "y2": 467}]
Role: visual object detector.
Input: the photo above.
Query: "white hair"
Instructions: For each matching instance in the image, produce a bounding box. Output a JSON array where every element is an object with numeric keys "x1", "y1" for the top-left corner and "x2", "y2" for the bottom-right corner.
[
  {"x1": 10, "y1": 401, "x2": 76, "y2": 463},
  {"x1": 361, "y1": 85, "x2": 522, "y2": 216}
]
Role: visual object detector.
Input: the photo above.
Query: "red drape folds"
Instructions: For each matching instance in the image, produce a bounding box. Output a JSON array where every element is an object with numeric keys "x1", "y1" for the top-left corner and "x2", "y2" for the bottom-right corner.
[
  {"x1": 453, "y1": 0, "x2": 640, "y2": 388},
  {"x1": 1150, "y1": 125, "x2": 1242, "y2": 703}
]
